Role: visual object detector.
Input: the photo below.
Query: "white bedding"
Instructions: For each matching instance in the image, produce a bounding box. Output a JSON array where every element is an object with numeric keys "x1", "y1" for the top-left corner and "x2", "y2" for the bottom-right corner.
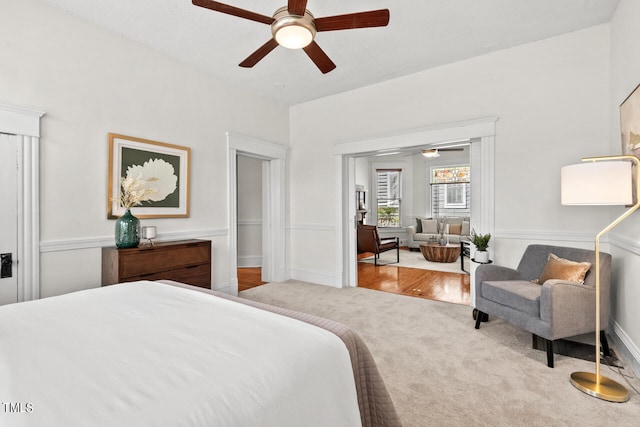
[{"x1": 0, "y1": 281, "x2": 361, "y2": 426}]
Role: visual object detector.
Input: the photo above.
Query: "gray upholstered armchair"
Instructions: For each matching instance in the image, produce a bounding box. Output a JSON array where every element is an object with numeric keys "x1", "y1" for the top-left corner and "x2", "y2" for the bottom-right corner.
[{"x1": 473, "y1": 244, "x2": 611, "y2": 368}]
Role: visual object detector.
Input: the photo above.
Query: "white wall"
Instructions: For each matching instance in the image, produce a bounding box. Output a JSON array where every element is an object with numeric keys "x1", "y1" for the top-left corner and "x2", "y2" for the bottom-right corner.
[
  {"x1": 290, "y1": 24, "x2": 610, "y2": 284},
  {"x1": 608, "y1": 0, "x2": 640, "y2": 376},
  {"x1": 237, "y1": 155, "x2": 263, "y2": 267},
  {"x1": 1, "y1": 0, "x2": 288, "y2": 296}
]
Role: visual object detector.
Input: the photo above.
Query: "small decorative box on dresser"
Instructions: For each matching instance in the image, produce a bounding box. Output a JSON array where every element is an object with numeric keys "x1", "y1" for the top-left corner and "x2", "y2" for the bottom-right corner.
[{"x1": 102, "y1": 239, "x2": 211, "y2": 288}]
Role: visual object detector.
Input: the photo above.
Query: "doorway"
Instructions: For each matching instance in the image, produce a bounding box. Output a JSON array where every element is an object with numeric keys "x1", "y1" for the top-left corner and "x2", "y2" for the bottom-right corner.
[
  {"x1": 352, "y1": 146, "x2": 472, "y2": 304},
  {"x1": 335, "y1": 117, "x2": 497, "y2": 299},
  {"x1": 236, "y1": 154, "x2": 268, "y2": 292},
  {"x1": 227, "y1": 132, "x2": 288, "y2": 296}
]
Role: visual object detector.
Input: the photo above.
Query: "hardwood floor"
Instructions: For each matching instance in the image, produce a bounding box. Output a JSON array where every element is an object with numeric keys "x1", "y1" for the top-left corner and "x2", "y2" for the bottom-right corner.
[
  {"x1": 239, "y1": 250, "x2": 470, "y2": 305},
  {"x1": 237, "y1": 268, "x2": 267, "y2": 292},
  {"x1": 357, "y1": 255, "x2": 470, "y2": 305}
]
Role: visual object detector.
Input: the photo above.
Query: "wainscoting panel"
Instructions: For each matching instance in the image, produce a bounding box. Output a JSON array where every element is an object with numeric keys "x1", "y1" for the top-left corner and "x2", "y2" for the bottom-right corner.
[
  {"x1": 238, "y1": 219, "x2": 262, "y2": 268},
  {"x1": 288, "y1": 224, "x2": 341, "y2": 287}
]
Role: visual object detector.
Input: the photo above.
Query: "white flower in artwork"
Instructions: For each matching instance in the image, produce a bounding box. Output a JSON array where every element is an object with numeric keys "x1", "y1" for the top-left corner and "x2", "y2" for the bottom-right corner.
[
  {"x1": 127, "y1": 158, "x2": 178, "y2": 202},
  {"x1": 119, "y1": 173, "x2": 156, "y2": 209}
]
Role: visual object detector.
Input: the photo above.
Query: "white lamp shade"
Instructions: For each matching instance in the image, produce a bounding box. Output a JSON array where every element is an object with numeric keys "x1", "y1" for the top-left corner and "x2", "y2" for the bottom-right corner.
[
  {"x1": 561, "y1": 161, "x2": 633, "y2": 205},
  {"x1": 275, "y1": 25, "x2": 313, "y2": 49}
]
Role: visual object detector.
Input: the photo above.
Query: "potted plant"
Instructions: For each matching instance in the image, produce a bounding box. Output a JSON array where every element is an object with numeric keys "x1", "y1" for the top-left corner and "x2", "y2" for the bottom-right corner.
[{"x1": 471, "y1": 229, "x2": 491, "y2": 263}]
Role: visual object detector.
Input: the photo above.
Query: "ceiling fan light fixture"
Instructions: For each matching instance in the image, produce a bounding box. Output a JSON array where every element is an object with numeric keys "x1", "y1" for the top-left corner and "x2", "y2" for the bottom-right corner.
[
  {"x1": 422, "y1": 149, "x2": 440, "y2": 158},
  {"x1": 272, "y1": 7, "x2": 316, "y2": 49}
]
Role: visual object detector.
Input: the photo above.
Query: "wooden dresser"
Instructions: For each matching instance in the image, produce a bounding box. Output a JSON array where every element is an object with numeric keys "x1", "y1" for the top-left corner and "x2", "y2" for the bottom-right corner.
[{"x1": 101, "y1": 239, "x2": 211, "y2": 288}]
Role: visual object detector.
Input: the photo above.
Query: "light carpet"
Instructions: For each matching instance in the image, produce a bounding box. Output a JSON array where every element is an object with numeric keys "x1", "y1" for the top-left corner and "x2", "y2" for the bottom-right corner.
[
  {"x1": 359, "y1": 249, "x2": 468, "y2": 274},
  {"x1": 240, "y1": 281, "x2": 640, "y2": 427}
]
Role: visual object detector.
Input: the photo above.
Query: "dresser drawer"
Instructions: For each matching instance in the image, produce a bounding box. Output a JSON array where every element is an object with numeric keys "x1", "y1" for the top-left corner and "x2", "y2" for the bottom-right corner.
[
  {"x1": 119, "y1": 243, "x2": 209, "y2": 278},
  {"x1": 102, "y1": 240, "x2": 212, "y2": 288},
  {"x1": 124, "y1": 264, "x2": 211, "y2": 288}
]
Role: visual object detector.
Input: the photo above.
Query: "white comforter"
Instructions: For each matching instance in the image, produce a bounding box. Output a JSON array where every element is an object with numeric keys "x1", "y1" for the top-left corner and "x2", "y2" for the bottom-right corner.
[{"x1": 0, "y1": 281, "x2": 360, "y2": 427}]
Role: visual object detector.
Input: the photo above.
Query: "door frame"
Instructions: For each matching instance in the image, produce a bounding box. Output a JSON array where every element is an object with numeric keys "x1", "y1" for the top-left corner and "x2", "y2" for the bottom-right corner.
[
  {"x1": 0, "y1": 104, "x2": 44, "y2": 302},
  {"x1": 334, "y1": 117, "x2": 497, "y2": 290},
  {"x1": 227, "y1": 132, "x2": 288, "y2": 295}
]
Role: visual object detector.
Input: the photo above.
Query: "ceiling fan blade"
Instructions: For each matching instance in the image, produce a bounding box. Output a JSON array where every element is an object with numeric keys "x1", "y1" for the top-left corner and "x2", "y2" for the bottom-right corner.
[
  {"x1": 315, "y1": 9, "x2": 390, "y2": 32},
  {"x1": 192, "y1": 0, "x2": 274, "y2": 25},
  {"x1": 303, "y1": 41, "x2": 336, "y2": 74},
  {"x1": 288, "y1": 0, "x2": 308, "y2": 16},
  {"x1": 239, "y1": 38, "x2": 279, "y2": 68}
]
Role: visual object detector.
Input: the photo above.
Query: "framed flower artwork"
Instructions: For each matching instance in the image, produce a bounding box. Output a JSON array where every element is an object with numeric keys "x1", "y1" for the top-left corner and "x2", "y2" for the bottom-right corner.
[
  {"x1": 108, "y1": 133, "x2": 190, "y2": 218},
  {"x1": 620, "y1": 83, "x2": 640, "y2": 205},
  {"x1": 620, "y1": 83, "x2": 640, "y2": 158}
]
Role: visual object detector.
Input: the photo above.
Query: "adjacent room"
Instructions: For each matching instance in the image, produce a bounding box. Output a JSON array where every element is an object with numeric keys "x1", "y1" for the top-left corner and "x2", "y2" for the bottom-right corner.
[{"x1": 2, "y1": 0, "x2": 640, "y2": 425}]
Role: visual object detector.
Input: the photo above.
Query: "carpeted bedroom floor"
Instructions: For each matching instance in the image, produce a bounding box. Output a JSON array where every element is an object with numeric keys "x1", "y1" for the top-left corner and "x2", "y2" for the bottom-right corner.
[{"x1": 240, "y1": 281, "x2": 640, "y2": 427}]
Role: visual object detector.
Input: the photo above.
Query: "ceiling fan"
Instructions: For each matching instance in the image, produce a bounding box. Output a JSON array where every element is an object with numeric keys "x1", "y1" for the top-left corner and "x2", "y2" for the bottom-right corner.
[
  {"x1": 192, "y1": 0, "x2": 390, "y2": 74},
  {"x1": 420, "y1": 148, "x2": 465, "y2": 158}
]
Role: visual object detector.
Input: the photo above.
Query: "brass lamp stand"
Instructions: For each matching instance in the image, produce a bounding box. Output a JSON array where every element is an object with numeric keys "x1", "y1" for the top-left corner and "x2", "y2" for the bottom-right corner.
[{"x1": 561, "y1": 155, "x2": 639, "y2": 403}]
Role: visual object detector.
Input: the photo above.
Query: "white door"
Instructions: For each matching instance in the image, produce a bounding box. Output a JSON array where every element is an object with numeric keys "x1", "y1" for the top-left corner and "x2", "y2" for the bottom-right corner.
[{"x1": 0, "y1": 133, "x2": 18, "y2": 305}]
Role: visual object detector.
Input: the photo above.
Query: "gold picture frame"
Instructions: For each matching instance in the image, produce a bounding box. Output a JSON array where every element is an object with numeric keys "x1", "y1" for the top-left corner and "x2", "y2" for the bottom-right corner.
[
  {"x1": 108, "y1": 133, "x2": 190, "y2": 219},
  {"x1": 620, "y1": 83, "x2": 640, "y2": 157},
  {"x1": 620, "y1": 83, "x2": 640, "y2": 205}
]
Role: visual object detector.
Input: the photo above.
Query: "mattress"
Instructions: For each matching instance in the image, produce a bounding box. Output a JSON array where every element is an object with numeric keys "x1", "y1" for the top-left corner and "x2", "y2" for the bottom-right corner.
[
  {"x1": 0, "y1": 281, "x2": 363, "y2": 426},
  {"x1": 161, "y1": 280, "x2": 402, "y2": 427}
]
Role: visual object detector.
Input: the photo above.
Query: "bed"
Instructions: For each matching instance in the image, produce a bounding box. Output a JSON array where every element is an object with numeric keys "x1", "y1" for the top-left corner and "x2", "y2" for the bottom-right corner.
[{"x1": 0, "y1": 280, "x2": 400, "y2": 426}]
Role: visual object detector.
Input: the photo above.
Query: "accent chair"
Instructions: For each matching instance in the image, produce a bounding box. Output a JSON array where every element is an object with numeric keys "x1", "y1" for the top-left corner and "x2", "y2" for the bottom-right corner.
[
  {"x1": 473, "y1": 244, "x2": 611, "y2": 368},
  {"x1": 357, "y1": 225, "x2": 400, "y2": 266}
]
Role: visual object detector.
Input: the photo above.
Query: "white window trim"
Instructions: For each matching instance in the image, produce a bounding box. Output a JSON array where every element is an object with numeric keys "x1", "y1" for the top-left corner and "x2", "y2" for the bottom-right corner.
[{"x1": 371, "y1": 162, "x2": 408, "y2": 229}]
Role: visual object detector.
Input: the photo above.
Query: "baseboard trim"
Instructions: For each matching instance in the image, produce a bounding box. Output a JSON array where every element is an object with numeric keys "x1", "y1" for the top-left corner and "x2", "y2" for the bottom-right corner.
[
  {"x1": 289, "y1": 268, "x2": 342, "y2": 288},
  {"x1": 609, "y1": 233, "x2": 640, "y2": 256},
  {"x1": 213, "y1": 282, "x2": 232, "y2": 295},
  {"x1": 609, "y1": 317, "x2": 640, "y2": 378},
  {"x1": 238, "y1": 255, "x2": 262, "y2": 268}
]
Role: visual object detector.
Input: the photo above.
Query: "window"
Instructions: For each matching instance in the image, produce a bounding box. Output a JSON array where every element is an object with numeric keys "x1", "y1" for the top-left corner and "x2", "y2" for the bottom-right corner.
[
  {"x1": 430, "y1": 165, "x2": 470, "y2": 217},
  {"x1": 376, "y1": 169, "x2": 401, "y2": 227},
  {"x1": 444, "y1": 184, "x2": 466, "y2": 208}
]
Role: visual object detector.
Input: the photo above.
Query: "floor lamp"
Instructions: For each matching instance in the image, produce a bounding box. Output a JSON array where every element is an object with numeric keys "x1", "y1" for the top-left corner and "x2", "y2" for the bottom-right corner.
[{"x1": 561, "y1": 154, "x2": 639, "y2": 403}]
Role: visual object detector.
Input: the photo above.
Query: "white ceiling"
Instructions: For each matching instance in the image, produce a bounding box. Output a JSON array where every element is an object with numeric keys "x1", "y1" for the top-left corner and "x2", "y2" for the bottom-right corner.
[{"x1": 41, "y1": 0, "x2": 619, "y2": 106}]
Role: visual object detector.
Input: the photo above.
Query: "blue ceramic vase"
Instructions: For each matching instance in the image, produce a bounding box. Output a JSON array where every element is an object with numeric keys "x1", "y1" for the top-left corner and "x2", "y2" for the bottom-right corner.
[{"x1": 115, "y1": 209, "x2": 140, "y2": 248}]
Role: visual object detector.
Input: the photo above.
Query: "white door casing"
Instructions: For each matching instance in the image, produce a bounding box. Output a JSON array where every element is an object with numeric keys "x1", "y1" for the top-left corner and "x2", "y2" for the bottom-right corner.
[
  {"x1": 0, "y1": 134, "x2": 18, "y2": 304},
  {"x1": 227, "y1": 132, "x2": 288, "y2": 296},
  {"x1": 0, "y1": 104, "x2": 44, "y2": 303},
  {"x1": 334, "y1": 117, "x2": 497, "y2": 295}
]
